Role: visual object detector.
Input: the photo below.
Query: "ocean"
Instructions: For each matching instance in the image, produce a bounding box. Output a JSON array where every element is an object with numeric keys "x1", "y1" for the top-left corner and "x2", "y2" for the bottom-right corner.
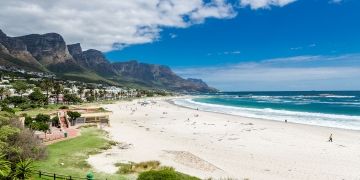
[{"x1": 173, "y1": 91, "x2": 360, "y2": 130}]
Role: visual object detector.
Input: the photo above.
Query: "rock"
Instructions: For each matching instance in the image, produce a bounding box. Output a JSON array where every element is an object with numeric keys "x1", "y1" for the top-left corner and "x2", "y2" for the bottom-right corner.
[{"x1": 17, "y1": 33, "x2": 73, "y2": 65}]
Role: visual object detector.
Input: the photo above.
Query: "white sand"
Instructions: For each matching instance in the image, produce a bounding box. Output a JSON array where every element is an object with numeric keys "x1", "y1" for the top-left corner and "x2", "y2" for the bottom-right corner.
[{"x1": 88, "y1": 97, "x2": 360, "y2": 179}]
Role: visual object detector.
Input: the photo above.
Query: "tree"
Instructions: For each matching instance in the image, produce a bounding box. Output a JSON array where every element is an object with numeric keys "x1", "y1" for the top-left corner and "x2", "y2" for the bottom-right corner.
[
  {"x1": 53, "y1": 83, "x2": 64, "y2": 104},
  {"x1": 0, "y1": 87, "x2": 10, "y2": 100},
  {"x1": 35, "y1": 123, "x2": 49, "y2": 138},
  {"x1": 0, "y1": 112, "x2": 46, "y2": 179},
  {"x1": 29, "y1": 114, "x2": 51, "y2": 138},
  {"x1": 63, "y1": 93, "x2": 82, "y2": 104},
  {"x1": 5, "y1": 96, "x2": 28, "y2": 107},
  {"x1": 34, "y1": 114, "x2": 51, "y2": 123},
  {"x1": 11, "y1": 81, "x2": 29, "y2": 97},
  {"x1": 67, "y1": 111, "x2": 81, "y2": 126},
  {"x1": 15, "y1": 158, "x2": 35, "y2": 180},
  {"x1": 28, "y1": 88, "x2": 46, "y2": 106},
  {"x1": 78, "y1": 86, "x2": 85, "y2": 99},
  {"x1": 40, "y1": 79, "x2": 53, "y2": 105},
  {"x1": 86, "y1": 96, "x2": 95, "y2": 102},
  {"x1": 51, "y1": 116, "x2": 59, "y2": 127},
  {"x1": 100, "y1": 89, "x2": 106, "y2": 99}
]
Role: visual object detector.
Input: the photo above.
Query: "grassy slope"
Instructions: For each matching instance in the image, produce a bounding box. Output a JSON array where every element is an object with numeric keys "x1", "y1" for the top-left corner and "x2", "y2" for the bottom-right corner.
[
  {"x1": 0, "y1": 51, "x2": 47, "y2": 72},
  {"x1": 15, "y1": 104, "x2": 63, "y2": 117},
  {"x1": 34, "y1": 128, "x2": 125, "y2": 180}
]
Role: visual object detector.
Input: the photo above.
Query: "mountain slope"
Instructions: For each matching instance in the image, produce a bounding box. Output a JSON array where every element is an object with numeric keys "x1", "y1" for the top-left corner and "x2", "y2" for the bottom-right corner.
[{"x1": 0, "y1": 29, "x2": 217, "y2": 92}]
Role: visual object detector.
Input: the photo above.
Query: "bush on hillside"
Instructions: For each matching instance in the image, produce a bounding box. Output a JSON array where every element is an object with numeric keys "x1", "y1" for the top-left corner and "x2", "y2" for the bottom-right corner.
[
  {"x1": 1, "y1": 106, "x2": 15, "y2": 114},
  {"x1": 137, "y1": 169, "x2": 200, "y2": 180},
  {"x1": 0, "y1": 112, "x2": 47, "y2": 164},
  {"x1": 59, "y1": 105, "x2": 69, "y2": 109}
]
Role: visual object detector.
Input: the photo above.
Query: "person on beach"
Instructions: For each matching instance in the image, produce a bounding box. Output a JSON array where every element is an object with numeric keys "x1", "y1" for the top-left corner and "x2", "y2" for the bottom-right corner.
[
  {"x1": 328, "y1": 133, "x2": 333, "y2": 142},
  {"x1": 285, "y1": 119, "x2": 287, "y2": 123}
]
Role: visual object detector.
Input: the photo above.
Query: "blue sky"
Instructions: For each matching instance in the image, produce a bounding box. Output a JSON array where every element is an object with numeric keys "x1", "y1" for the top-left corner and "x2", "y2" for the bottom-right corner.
[
  {"x1": 1, "y1": 0, "x2": 359, "y2": 91},
  {"x1": 106, "y1": 0, "x2": 360, "y2": 66},
  {"x1": 104, "y1": 0, "x2": 360, "y2": 91}
]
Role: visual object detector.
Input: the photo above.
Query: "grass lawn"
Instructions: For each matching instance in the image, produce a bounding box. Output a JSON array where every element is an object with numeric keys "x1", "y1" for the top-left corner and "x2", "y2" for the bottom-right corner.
[
  {"x1": 15, "y1": 104, "x2": 64, "y2": 117},
  {"x1": 34, "y1": 127, "x2": 125, "y2": 180}
]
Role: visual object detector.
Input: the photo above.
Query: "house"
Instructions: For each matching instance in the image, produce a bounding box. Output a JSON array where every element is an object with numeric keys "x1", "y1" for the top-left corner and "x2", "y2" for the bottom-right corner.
[{"x1": 69, "y1": 108, "x2": 112, "y2": 126}]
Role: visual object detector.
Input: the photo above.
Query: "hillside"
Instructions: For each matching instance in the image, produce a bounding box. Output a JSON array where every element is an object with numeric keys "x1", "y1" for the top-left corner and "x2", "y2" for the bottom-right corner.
[{"x1": 0, "y1": 29, "x2": 217, "y2": 92}]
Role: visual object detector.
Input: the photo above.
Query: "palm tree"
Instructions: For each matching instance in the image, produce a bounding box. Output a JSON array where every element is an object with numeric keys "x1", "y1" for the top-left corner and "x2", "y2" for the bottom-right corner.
[
  {"x1": 40, "y1": 79, "x2": 53, "y2": 105},
  {"x1": 78, "y1": 86, "x2": 85, "y2": 99},
  {"x1": 15, "y1": 158, "x2": 35, "y2": 180},
  {"x1": 100, "y1": 89, "x2": 106, "y2": 100},
  {"x1": 0, "y1": 154, "x2": 11, "y2": 178},
  {"x1": 53, "y1": 82, "x2": 64, "y2": 104}
]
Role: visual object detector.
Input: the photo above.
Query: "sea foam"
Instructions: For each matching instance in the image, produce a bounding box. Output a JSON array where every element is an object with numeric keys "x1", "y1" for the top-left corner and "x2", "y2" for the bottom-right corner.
[{"x1": 173, "y1": 98, "x2": 360, "y2": 130}]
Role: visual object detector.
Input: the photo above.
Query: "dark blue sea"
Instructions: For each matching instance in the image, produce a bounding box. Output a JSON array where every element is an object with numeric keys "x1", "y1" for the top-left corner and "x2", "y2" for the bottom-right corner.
[{"x1": 173, "y1": 91, "x2": 360, "y2": 130}]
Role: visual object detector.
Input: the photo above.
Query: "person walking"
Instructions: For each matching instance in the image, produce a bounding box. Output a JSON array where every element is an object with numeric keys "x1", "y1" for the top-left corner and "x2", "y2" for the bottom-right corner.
[{"x1": 328, "y1": 133, "x2": 333, "y2": 142}]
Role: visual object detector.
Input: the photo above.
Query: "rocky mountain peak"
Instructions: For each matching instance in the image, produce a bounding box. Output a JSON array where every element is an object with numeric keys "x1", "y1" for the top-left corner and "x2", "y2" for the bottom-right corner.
[
  {"x1": 0, "y1": 29, "x2": 6, "y2": 38},
  {"x1": 0, "y1": 29, "x2": 217, "y2": 92},
  {"x1": 67, "y1": 43, "x2": 82, "y2": 56},
  {"x1": 17, "y1": 32, "x2": 72, "y2": 65},
  {"x1": 83, "y1": 49, "x2": 109, "y2": 65}
]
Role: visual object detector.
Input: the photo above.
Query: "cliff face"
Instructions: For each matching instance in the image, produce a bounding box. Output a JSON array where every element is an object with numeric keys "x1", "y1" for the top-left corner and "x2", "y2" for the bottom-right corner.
[
  {"x1": 17, "y1": 33, "x2": 73, "y2": 66},
  {"x1": 112, "y1": 61, "x2": 217, "y2": 92},
  {"x1": 0, "y1": 29, "x2": 217, "y2": 93},
  {"x1": 0, "y1": 30, "x2": 45, "y2": 71}
]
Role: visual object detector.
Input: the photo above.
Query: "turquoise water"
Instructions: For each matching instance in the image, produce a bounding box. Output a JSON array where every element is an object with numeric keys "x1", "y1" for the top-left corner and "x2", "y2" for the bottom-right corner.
[{"x1": 173, "y1": 91, "x2": 360, "y2": 130}]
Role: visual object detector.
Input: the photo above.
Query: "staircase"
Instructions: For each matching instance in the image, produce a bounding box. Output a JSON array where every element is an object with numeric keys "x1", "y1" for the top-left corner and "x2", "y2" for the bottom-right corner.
[{"x1": 58, "y1": 111, "x2": 69, "y2": 129}]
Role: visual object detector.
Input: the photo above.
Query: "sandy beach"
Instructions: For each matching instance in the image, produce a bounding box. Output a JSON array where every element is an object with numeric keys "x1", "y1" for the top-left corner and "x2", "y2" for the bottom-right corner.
[{"x1": 88, "y1": 97, "x2": 360, "y2": 179}]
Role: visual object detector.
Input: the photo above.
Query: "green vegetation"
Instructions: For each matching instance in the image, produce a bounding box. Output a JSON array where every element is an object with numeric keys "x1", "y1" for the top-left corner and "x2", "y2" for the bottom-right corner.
[
  {"x1": 34, "y1": 127, "x2": 125, "y2": 180},
  {"x1": 28, "y1": 88, "x2": 46, "y2": 106},
  {"x1": 15, "y1": 104, "x2": 63, "y2": 117},
  {"x1": 11, "y1": 81, "x2": 30, "y2": 97},
  {"x1": 63, "y1": 93, "x2": 82, "y2": 104},
  {"x1": 137, "y1": 169, "x2": 200, "y2": 180},
  {"x1": 116, "y1": 161, "x2": 161, "y2": 174},
  {"x1": 67, "y1": 111, "x2": 81, "y2": 126},
  {"x1": 0, "y1": 111, "x2": 46, "y2": 179},
  {"x1": 115, "y1": 161, "x2": 199, "y2": 180},
  {"x1": 25, "y1": 114, "x2": 51, "y2": 137}
]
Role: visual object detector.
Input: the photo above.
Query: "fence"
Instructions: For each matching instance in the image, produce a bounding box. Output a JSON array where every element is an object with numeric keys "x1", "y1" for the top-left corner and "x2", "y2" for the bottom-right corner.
[{"x1": 34, "y1": 170, "x2": 107, "y2": 180}]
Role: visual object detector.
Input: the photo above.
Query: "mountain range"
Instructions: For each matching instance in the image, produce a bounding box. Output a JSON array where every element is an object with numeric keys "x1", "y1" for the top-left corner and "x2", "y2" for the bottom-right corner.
[{"x1": 0, "y1": 29, "x2": 217, "y2": 92}]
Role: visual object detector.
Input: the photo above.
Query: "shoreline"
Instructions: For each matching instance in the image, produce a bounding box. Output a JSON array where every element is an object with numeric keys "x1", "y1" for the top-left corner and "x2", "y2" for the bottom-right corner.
[
  {"x1": 170, "y1": 97, "x2": 360, "y2": 132},
  {"x1": 88, "y1": 97, "x2": 360, "y2": 179}
]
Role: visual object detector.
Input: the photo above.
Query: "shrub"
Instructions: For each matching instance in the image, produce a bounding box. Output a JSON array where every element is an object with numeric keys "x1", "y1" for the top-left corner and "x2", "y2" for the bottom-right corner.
[
  {"x1": 137, "y1": 169, "x2": 200, "y2": 180},
  {"x1": 24, "y1": 116, "x2": 33, "y2": 127},
  {"x1": 116, "y1": 161, "x2": 161, "y2": 174},
  {"x1": 51, "y1": 116, "x2": 59, "y2": 127},
  {"x1": 160, "y1": 166, "x2": 175, "y2": 171},
  {"x1": 59, "y1": 106, "x2": 69, "y2": 109},
  {"x1": 34, "y1": 114, "x2": 50, "y2": 123},
  {"x1": 4, "y1": 96, "x2": 28, "y2": 107},
  {"x1": 67, "y1": 111, "x2": 81, "y2": 126},
  {"x1": 18, "y1": 103, "x2": 33, "y2": 111},
  {"x1": 117, "y1": 163, "x2": 133, "y2": 174},
  {"x1": 134, "y1": 161, "x2": 160, "y2": 171},
  {"x1": 63, "y1": 93, "x2": 82, "y2": 104},
  {"x1": 1, "y1": 106, "x2": 15, "y2": 114}
]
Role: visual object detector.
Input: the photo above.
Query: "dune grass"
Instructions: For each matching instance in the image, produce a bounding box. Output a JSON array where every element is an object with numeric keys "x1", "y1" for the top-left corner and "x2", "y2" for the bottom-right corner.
[{"x1": 34, "y1": 127, "x2": 125, "y2": 180}]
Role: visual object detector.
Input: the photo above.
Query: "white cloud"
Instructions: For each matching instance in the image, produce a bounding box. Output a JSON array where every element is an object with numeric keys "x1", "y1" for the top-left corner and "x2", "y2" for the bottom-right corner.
[
  {"x1": 329, "y1": 0, "x2": 343, "y2": 4},
  {"x1": 240, "y1": 0, "x2": 296, "y2": 9},
  {"x1": 0, "y1": 0, "x2": 235, "y2": 51},
  {"x1": 169, "y1": 33, "x2": 178, "y2": 39},
  {"x1": 175, "y1": 54, "x2": 360, "y2": 91},
  {"x1": 0, "y1": 0, "x2": 295, "y2": 51},
  {"x1": 208, "y1": 50, "x2": 241, "y2": 56}
]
